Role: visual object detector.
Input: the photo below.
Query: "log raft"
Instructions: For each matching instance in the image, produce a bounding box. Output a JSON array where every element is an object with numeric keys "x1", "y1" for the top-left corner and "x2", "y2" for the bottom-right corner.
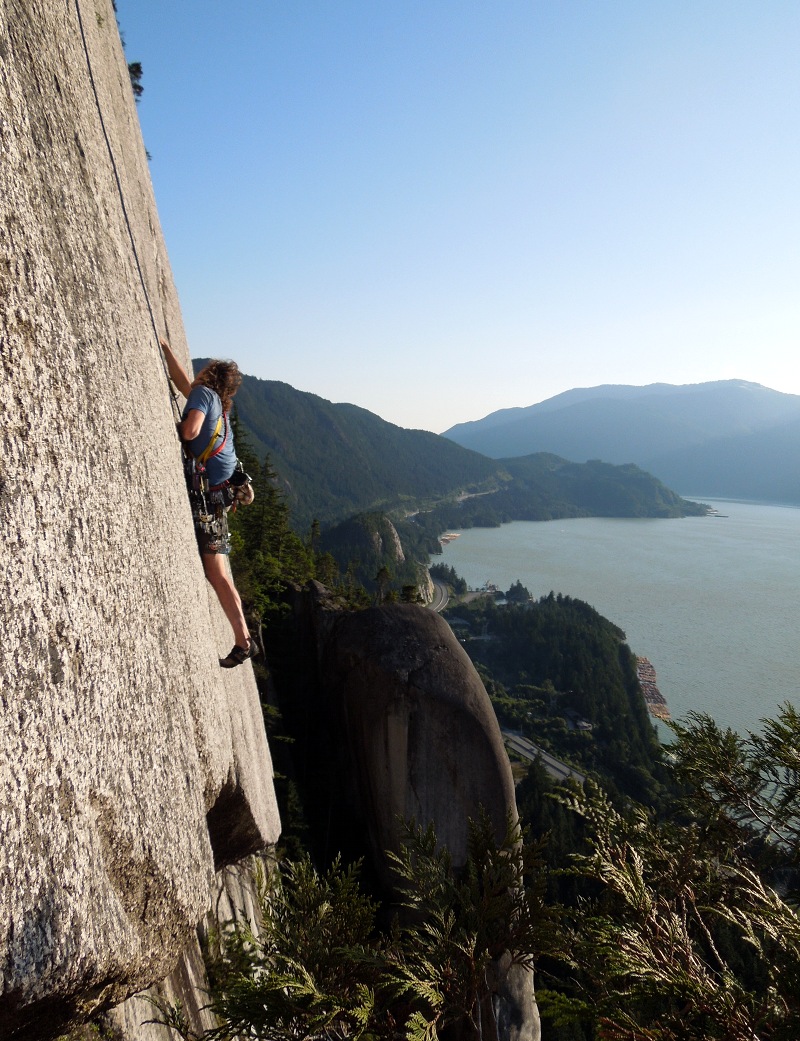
[{"x1": 636, "y1": 656, "x2": 671, "y2": 720}]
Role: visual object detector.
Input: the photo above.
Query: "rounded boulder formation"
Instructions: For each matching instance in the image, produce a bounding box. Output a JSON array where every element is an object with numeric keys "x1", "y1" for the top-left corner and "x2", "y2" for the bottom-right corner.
[{"x1": 322, "y1": 602, "x2": 516, "y2": 878}]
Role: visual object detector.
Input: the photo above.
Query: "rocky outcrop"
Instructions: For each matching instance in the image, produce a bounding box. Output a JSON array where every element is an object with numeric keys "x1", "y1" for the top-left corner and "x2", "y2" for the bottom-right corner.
[
  {"x1": 106, "y1": 859, "x2": 269, "y2": 1040},
  {"x1": 324, "y1": 601, "x2": 515, "y2": 874},
  {"x1": 0, "y1": 2, "x2": 279, "y2": 1037},
  {"x1": 285, "y1": 584, "x2": 540, "y2": 1040},
  {"x1": 380, "y1": 518, "x2": 406, "y2": 564},
  {"x1": 418, "y1": 566, "x2": 435, "y2": 604}
]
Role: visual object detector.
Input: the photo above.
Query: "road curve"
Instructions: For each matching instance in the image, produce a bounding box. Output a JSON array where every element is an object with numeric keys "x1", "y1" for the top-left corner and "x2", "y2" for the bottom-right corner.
[
  {"x1": 502, "y1": 730, "x2": 586, "y2": 785},
  {"x1": 428, "y1": 579, "x2": 450, "y2": 612}
]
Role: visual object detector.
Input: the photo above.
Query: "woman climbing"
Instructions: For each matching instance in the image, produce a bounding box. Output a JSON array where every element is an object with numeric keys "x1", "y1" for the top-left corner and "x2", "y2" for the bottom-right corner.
[{"x1": 160, "y1": 337, "x2": 256, "y2": 668}]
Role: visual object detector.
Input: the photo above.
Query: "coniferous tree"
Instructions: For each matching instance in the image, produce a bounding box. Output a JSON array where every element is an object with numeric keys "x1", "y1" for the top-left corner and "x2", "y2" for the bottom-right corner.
[
  {"x1": 546, "y1": 705, "x2": 800, "y2": 1040},
  {"x1": 155, "y1": 815, "x2": 555, "y2": 1041},
  {"x1": 227, "y1": 438, "x2": 314, "y2": 623}
]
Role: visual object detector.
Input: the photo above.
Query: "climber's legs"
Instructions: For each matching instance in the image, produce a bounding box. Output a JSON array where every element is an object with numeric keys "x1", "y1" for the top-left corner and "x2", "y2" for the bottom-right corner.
[{"x1": 202, "y1": 551, "x2": 250, "y2": 650}]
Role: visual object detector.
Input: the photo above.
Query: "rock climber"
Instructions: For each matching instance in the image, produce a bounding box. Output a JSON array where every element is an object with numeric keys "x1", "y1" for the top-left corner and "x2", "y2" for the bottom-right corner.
[{"x1": 160, "y1": 338, "x2": 256, "y2": 668}]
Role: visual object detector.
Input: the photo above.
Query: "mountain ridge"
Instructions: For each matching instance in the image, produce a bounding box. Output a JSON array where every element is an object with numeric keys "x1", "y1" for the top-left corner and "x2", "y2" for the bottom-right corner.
[
  {"x1": 197, "y1": 361, "x2": 708, "y2": 532},
  {"x1": 442, "y1": 380, "x2": 800, "y2": 503},
  {"x1": 445, "y1": 379, "x2": 794, "y2": 436}
]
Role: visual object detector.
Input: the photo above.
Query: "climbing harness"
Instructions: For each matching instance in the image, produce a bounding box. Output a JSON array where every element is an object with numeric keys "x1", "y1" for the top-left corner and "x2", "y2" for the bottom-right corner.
[
  {"x1": 182, "y1": 411, "x2": 231, "y2": 553},
  {"x1": 182, "y1": 409, "x2": 253, "y2": 554},
  {"x1": 183, "y1": 461, "x2": 252, "y2": 554},
  {"x1": 185, "y1": 460, "x2": 230, "y2": 554}
]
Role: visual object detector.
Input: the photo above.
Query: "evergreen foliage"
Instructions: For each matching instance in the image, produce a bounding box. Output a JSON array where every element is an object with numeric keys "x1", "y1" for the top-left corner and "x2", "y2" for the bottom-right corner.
[
  {"x1": 549, "y1": 705, "x2": 800, "y2": 1039},
  {"x1": 406, "y1": 457, "x2": 705, "y2": 543},
  {"x1": 226, "y1": 413, "x2": 315, "y2": 625},
  {"x1": 317, "y1": 512, "x2": 431, "y2": 597},
  {"x1": 505, "y1": 579, "x2": 531, "y2": 602},
  {"x1": 385, "y1": 812, "x2": 557, "y2": 1038},
  {"x1": 429, "y1": 563, "x2": 467, "y2": 595},
  {"x1": 492, "y1": 456, "x2": 707, "y2": 520},
  {"x1": 127, "y1": 61, "x2": 143, "y2": 100},
  {"x1": 154, "y1": 816, "x2": 554, "y2": 1041},
  {"x1": 446, "y1": 594, "x2": 664, "y2": 805}
]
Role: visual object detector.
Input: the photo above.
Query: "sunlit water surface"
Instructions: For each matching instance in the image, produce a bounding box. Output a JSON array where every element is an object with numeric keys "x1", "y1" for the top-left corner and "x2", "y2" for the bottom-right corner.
[{"x1": 440, "y1": 500, "x2": 800, "y2": 736}]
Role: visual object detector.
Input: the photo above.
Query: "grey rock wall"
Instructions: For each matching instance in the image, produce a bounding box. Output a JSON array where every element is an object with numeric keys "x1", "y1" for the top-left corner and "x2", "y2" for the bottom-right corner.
[
  {"x1": 0, "y1": 1, "x2": 279, "y2": 1037},
  {"x1": 291, "y1": 584, "x2": 539, "y2": 1041},
  {"x1": 325, "y1": 602, "x2": 517, "y2": 873},
  {"x1": 107, "y1": 858, "x2": 269, "y2": 1041}
]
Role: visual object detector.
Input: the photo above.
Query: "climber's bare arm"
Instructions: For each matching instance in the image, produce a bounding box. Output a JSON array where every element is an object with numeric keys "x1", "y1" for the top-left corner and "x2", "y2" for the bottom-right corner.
[
  {"x1": 180, "y1": 409, "x2": 205, "y2": 441},
  {"x1": 159, "y1": 338, "x2": 192, "y2": 399}
]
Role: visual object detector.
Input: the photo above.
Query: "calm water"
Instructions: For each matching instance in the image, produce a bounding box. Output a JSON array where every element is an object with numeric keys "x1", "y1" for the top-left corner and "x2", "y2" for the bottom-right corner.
[{"x1": 440, "y1": 500, "x2": 800, "y2": 736}]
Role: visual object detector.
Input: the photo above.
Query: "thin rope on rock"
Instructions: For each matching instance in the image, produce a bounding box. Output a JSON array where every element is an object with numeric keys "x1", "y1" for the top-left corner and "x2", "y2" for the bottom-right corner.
[{"x1": 74, "y1": 0, "x2": 182, "y2": 422}]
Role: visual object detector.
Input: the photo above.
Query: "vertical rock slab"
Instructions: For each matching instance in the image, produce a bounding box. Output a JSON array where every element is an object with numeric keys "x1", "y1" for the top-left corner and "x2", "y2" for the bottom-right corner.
[
  {"x1": 325, "y1": 603, "x2": 517, "y2": 872},
  {"x1": 0, "y1": 1, "x2": 279, "y2": 1036},
  {"x1": 107, "y1": 857, "x2": 269, "y2": 1041},
  {"x1": 298, "y1": 588, "x2": 540, "y2": 1041}
]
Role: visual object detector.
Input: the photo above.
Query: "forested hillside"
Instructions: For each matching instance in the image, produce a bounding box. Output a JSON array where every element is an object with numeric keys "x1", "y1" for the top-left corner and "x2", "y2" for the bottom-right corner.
[
  {"x1": 645, "y1": 413, "x2": 800, "y2": 501},
  {"x1": 317, "y1": 512, "x2": 438, "y2": 597},
  {"x1": 196, "y1": 361, "x2": 500, "y2": 528},
  {"x1": 445, "y1": 593, "x2": 665, "y2": 805},
  {"x1": 494, "y1": 455, "x2": 706, "y2": 519},
  {"x1": 205, "y1": 362, "x2": 707, "y2": 536},
  {"x1": 408, "y1": 455, "x2": 706, "y2": 545},
  {"x1": 441, "y1": 591, "x2": 800, "y2": 1040}
]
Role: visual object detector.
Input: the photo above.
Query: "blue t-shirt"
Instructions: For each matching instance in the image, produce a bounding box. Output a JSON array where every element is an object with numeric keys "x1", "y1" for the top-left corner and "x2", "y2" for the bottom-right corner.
[{"x1": 183, "y1": 384, "x2": 237, "y2": 486}]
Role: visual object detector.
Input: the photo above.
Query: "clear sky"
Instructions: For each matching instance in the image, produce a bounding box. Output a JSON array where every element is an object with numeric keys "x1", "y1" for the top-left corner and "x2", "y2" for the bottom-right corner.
[{"x1": 119, "y1": 1, "x2": 800, "y2": 433}]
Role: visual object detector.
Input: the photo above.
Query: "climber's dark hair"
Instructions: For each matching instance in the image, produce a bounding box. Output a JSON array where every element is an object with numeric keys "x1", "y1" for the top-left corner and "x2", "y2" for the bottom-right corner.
[{"x1": 194, "y1": 360, "x2": 242, "y2": 414}]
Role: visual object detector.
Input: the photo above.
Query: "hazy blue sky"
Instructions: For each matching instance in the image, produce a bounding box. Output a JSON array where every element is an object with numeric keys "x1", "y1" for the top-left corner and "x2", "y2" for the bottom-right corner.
[{"x1": 120, "y1": 1, "x2": 800, "y2": 432}]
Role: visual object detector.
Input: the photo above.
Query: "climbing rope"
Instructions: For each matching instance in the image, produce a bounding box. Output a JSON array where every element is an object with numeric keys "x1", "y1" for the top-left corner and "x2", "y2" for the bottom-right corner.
[{"x1": 73, "y1": 0, "x2": 182, "y2": 423}]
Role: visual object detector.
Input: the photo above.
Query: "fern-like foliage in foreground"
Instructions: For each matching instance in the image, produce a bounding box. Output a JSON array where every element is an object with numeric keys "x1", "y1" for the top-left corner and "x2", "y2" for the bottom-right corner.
[
  {"x1": 385, "y1": 811, "x2": 556, "y2": 1038},
  {"x1": 547, "y1": 704, "x2": 800, "y2": 1041},
  {"x1": 154, "y1": 815, "x2": 553, "y2": 1041},
  {"x1": 154, "y1": 708, "x2": 800, "y2": 1040}
]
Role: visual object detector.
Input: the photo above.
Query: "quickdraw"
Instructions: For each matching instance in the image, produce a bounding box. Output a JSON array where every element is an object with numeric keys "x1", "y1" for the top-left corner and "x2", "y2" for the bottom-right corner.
[{"x1": 183, "y1": 452, "x2": 230, "y2": 553}]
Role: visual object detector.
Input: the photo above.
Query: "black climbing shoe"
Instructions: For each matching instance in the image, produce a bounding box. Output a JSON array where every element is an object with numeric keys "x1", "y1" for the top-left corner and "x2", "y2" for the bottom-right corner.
[{"x1": 219, "y1": 642, "x2": 256, "y2": 669}]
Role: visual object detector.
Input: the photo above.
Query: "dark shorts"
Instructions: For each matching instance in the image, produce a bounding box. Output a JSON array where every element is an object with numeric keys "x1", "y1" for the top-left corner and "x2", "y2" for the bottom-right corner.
[{"x1": 193, "y1": 502, "x2": 231, "y2": 556}]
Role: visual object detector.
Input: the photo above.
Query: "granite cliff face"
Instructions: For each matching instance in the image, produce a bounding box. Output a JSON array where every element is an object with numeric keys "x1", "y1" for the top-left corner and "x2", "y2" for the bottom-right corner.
[
  {"x1": 321, "y1": 601, "x2": 516, "y2": 874},
  {"x1": 1, "y1": 1, "x2": 279, "y2": 1036},
  {"x1": 1, "y1": 4, "x2": 539, "y2": 1039}
]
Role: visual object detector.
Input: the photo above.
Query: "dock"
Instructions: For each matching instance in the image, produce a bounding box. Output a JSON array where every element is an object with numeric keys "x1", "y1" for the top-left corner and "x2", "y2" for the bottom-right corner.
[{"x1": 636, "y1": 656, "x2": 671, "y2": 720}]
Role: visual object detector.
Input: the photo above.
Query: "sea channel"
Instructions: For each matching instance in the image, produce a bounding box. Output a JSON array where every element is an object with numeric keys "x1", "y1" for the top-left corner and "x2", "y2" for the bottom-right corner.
[{"x1": 440, "y1": 499, "x2": 800, "y2": 736}]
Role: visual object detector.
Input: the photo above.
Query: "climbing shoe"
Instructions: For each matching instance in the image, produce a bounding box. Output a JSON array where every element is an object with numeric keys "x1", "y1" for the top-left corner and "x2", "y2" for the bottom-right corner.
[{"x1": 219, "y1": 642, "x2": 256, "y2": 669}]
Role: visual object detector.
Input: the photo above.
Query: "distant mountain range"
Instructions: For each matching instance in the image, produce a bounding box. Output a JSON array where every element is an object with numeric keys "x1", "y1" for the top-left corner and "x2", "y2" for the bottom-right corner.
[
  {"x1": 195, "y1": 360, "x2": 706, "y2": 530},
  {"x1": 442, "y1": 381, "x2": 800, "y2": 504},
  {"x1": 194, "y1": 360, "x2": 497, "y2": 528}
]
